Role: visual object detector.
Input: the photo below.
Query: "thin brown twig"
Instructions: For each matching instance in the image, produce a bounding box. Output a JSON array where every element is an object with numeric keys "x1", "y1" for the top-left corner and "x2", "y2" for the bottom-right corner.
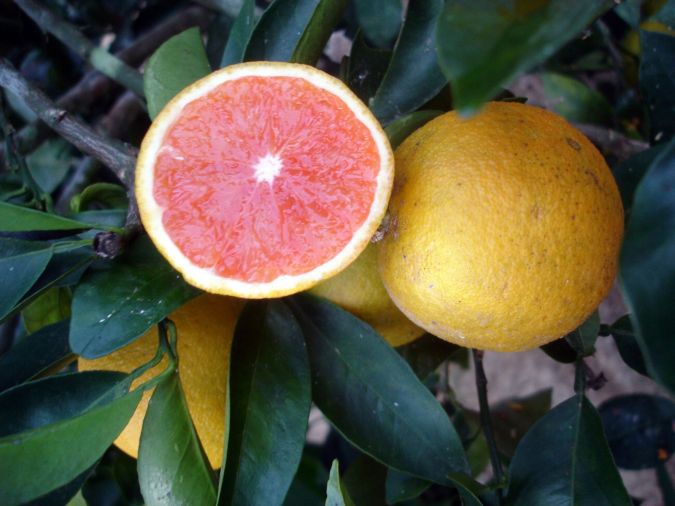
[
  {"x1": 0, "y1": 58, "x2": 136, "y2": 183},
  {"x1": 574, "y1": 123, "x2": 649, "y2": 161},
  {"x1": 472, "y1": 349, "x2": 504, "y2": 499},
  {"x1": 4, "y1": 5, "x2": 212, "y2": 161}
]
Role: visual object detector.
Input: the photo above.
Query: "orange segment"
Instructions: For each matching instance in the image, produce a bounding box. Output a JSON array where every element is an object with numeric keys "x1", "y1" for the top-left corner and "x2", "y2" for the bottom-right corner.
[{"x1": 136, "y1": 62, "x2": 393, "y2": 298}]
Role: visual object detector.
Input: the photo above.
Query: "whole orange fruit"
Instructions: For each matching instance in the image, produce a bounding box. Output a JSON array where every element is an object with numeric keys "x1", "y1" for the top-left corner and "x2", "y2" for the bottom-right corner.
[{"x1": 378, "y1": 102, "x2": 624, "y2": 352}]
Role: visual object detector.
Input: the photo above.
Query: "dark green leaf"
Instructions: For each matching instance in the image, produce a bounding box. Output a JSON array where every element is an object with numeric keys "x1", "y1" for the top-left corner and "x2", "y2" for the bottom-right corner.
[
  {"x1": 220, "y1": 0, "x2": 256, "y2": 67},
  {"x1": 385, "y1": 110, "x2": 443, "y2": 149},
  {"x1": 620, "y1": 139, "x2": 675, "y2": 392},
  {"x1": 370, "y1": 0, "x2": 446, "y2": 124},
  {"x1": 490, "y1": 389, "x2": 552, "y2": 457},
  {"x1": 26, "y1": 138, "x2": 75, "y2": 194},
  {"x1": 0, "y1": 320, "x2": 71, "y2": 392},
  {"x1": 245, "y1": 0, "x2": 326, "y2": 62},
  {"x1": 283, "y1": 448, "x2": 328, "y2": 506},
  {"x1": 17, "y1": 247, "x2": 94, "y2": 315},
  {"x1": 0, "y1": 371, "x2": 127, "y2": 435},
  {"x1": 609, "y1": 315, "x2": 649, "y2": 377},
  {"x1": 613, "y1": 144, "x2": 666, "y2": 214},
  {"x1": 290, "y1": 294, "x2": 469, "y2": 485},
  {"x1": 0, "y1": 239, "x2": 53, "y2": 320},
  {"x1": 436, "y1": 0, "x2": 610, "y2": 115},
  {"x1": 70, "y1": 183, "x2": 128, "y2": 213},
  {"x1": 614, "y1": 0, "x2": 643, "y2": 27},
  {"x1": 138, "y1": 373, "x2": 217, "y2": 506},
  {"x1": 564, "y1": 311, "x2": 600, "y2": 357},
  {"x1": 599, "y1": 394, "x2": 675, "y2": 470},
  {"x1": 69, "y1": 236, "x2": 200, "y2": 358},
  {"x1": 540, "y1": 72, "x2": 612, "y2": 124},
  {"x1": 144, "y1": 27, "x2": 211, "y2": 120},
  {"x1": 292, "y1": 0, "x2": 348, "y2": 65},
  {"x1": 0, "y1": 372, "x2": 140, "y2": 505},
  {"x1": 385, "y1": 470, "x2": 431, "y2": 504},
  {"x1": 207, "y1": 13, "x2": 234, "y2": 68},
  {"x1": 26, "y1": 465, "x2": 94, "y2": 506},
  {"x1": 22, "y1": 286, "x2": 71, "y2": 333},
  {"x1": 326, "y1": 460, "x2": 354, "y2": 506},
  {"x1": 218, "y1": 300, "x2": 311, "y2": 506},
  {"x1": 396, "y1": 332, "x2": 459, "y2": 380},
  {"x1": 81, "y1": 450, "x2": 143, "y2": 506},
  {"x1": 342, "y1": 455, "x2": 387, "y2": 506},
  {"x1": 540, "y1": 338, "x2": 579, "y2": 364},
  {"x1": 353, "y1": 0, "x2": 402, "y2": 48},
  {"x1": 640, "y1": 30, "x2": 675, "y2": 143},
  {"x1": 345, "y1": 31, "x2": 392, "y2": 103},
  {"x1": 507, "y1": 395, "x2": 631, "y2": 505},
  {"x1": 0, "y1": 202, "x2": 93, "y2": 232}
]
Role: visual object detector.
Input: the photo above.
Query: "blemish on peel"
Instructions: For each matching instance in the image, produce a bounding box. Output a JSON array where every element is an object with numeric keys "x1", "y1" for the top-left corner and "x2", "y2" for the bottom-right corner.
[{"x1": 566, "y1": 137, "x2": 581, "y2": 151}]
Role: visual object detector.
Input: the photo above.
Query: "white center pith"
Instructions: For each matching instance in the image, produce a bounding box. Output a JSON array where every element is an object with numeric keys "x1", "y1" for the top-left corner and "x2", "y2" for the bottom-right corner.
[{"x1": 253, "y1": 153, "x2": 283, "y2": 184}]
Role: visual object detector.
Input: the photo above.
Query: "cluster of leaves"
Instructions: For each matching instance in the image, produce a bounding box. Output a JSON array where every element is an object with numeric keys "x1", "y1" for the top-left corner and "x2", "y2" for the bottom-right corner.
[{"x1": 1, "y1": 0, "x2": 674, "y2": 505}]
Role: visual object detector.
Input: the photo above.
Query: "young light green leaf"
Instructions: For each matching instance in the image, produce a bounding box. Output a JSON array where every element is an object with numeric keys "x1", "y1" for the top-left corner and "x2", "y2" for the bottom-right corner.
[
  {"x1": 620, "y1": 139, "x2": 675, "y2": 392},
  {"x1": 21, "y1": 286, "x2": 71, "y2": 333},
  {"x1": 144, "y1": 27, "x2": 211, "y2": 119},
  {"x1": 70, "y1": 183, "x2": 128, "y2": 213},
  {"x1": 436, "y1": 0, "x2": 610, "y2": 115},
  {"x1": 218, "y1": 300, "x2": 310, "y2": 506},
  {"x1": 325, "y1": 460, "x2": 354, "y2": 506},
  {"x1": 138, "y1": 373, "x2": 217, "y2": 506},
  {"x1": 69, "y1": 236, "x2": 199, "y2": 358},
  {"x1": 0, "y1": 320, "x2": 71, "y2": 392},
  {"x1": 353, "y1": 0, "x2": 402, "y2": 48},
  {"x1": 290, "y1": 294, "x2": 469, "y2": 485},
  {"x1": 507, "y1": 394, "x2": 631, "y2": 505},
  {"x1": 370, "y1": 0, "x2": 446, "y2": 124},
  {"x1": 0, "y1": 239, "x2": 53, "y2": 320},
  {"x1": 0, "y1": 201, "x2": 92, "y2": 232},
  {"x1": 220, "y1": 0, "x2": 256, "y2": 67}
]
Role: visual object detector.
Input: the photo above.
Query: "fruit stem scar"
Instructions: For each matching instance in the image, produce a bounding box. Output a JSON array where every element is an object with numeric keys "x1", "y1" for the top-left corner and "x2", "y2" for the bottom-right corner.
[{"x1": 253, "y1": 152, "x2": 283, "y2": 184}]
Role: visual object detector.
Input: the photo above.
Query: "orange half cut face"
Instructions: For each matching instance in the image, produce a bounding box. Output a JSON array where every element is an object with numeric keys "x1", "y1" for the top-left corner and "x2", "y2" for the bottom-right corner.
[{"x1": 136, "y1": 62, "x2": 394, "y2": 298}]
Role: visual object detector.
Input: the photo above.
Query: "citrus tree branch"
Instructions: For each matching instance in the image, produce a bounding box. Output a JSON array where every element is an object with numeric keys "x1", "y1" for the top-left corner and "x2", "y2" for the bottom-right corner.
[
  {"x1": 3, "y1": 5, "x2": 211, "y2": 161},
  {"x1": 472, "y1": 349, "x2": 505, "y2": 497},
  {"x1": 14, "y1": 0, "x2": 144, "y2": 97},
  {"x1": 0, "y1": 59, "x2": 137, "y2": 184}
]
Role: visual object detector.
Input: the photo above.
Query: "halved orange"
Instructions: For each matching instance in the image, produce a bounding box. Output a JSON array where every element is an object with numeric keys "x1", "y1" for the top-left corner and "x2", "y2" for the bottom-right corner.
[{"x1": 136, "y1": 62, "x2": 394, "y2": 298}]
